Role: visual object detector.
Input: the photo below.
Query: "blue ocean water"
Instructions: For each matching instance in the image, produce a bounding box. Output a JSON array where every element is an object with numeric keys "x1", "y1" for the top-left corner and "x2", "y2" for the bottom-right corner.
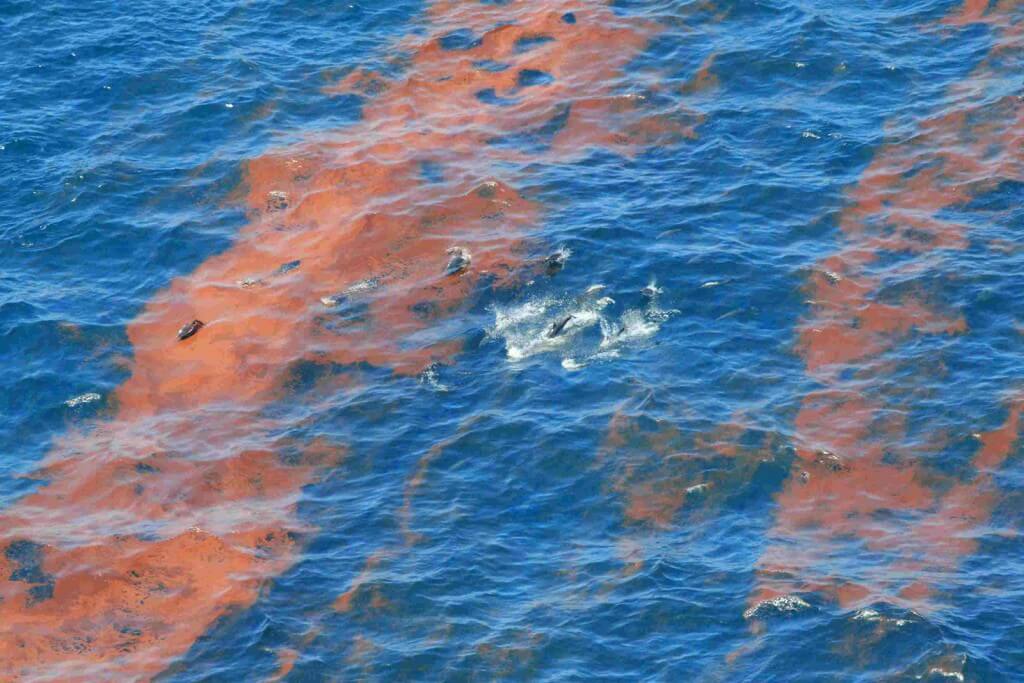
[{"x1": 1, "y1": 0, "x2": 1022, "y2": 680}]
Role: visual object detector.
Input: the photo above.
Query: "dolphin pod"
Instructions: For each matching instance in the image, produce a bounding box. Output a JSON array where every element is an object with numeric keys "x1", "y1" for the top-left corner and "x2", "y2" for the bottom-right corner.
[
  {"x1": 0, "y1": 1, "x2": 701, "y2": 679},
  {"x1": 1, "y1": 0, "x2": 1016, "y2": 679}
]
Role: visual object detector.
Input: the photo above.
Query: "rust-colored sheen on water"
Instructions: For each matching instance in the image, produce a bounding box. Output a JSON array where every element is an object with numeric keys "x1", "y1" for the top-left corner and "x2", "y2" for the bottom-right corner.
[
  {"x1": 748, "y1": 0, "x2": 1023, "y2": 615},
  {"x1": 0, "y1": 1, "x2": 696, "y2": 680}
]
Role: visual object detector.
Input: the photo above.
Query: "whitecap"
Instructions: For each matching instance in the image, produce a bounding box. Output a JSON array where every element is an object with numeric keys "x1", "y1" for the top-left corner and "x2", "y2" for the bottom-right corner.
[
  {"x1": 65, "y1": 392, "x2": 101, "y2": 408},
  {"x1": 345, "y1": 277, "x2": 380, "y2": 294},
  {"x1": 743, "y1": 595, "x2": 811, "y2": 620},
  {"x1": 419, "y1": 364, "x2": 449, "y2": 392},
  {"x1": 852, "y1": 608, "x2": 915, "y2": 628},
  {"x1": 686, "y1": 482, "x2": 712, "y2": 495}
]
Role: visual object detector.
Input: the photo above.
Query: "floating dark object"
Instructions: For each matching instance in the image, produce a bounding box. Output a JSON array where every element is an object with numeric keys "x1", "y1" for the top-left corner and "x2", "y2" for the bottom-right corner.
[
  {"x1": 813, "y1": 449, "x2": 849, "y2": 472},
  {"x1": 411, "y1": 300, "x2": 438, "y2": 320},
  {"x1": 547, "y1": 315, "x2": 574, "y2": 338},
  {"x1": 266, "y1": 191, "x2": 289, "y2": 212},
  {"x1": 445, "y1": 247, "x2": 471, "y2": 276},
  {"x1": 544, "y1": 251, "x2": 567, "y2": 276},
  {"x1": 562, "y1": 12, "x2": 577, "y2": 24},
  {"x1": 177, "y1": 319, "x2": 204, "y2": 341},
  {"x1": 641, "y1": 281, "x2": 664, "y2": 298}
]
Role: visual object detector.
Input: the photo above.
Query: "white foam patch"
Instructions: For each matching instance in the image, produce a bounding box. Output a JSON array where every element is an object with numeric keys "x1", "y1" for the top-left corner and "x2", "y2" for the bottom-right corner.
[
  {"x1": 65, "y1": 392, "x2": 101, "y2": 408},
  {"x1": 551, "y1": 245, "x2": 572, "y2": 263},
  {"x1": 917, "y1": 654, "x2": 967, "y2": 682},
  {"x1": 490, "y1": 282, "x2": 673, "y2": 367},
  {"x1": 743, "y1": 595, "x2": 811, "y2": 620},
  {"x1": 345, "y1": 277, "x2": 380, "y2": 294},
  {"x1": 853, "y1": 609, "x2": 913, "y2": 628},
  {"x1": 504, "y1": 308, "x2": 602, "y2": 361},
  {"x1": 599, "y1": 309, "x2": 660, "y2": 350},
  {"x1": 419, "y1": 365, "x2": 449, "y2": 392},
  {"x1": 493, "y1": 297, "x2": 553, "y2": 335}
]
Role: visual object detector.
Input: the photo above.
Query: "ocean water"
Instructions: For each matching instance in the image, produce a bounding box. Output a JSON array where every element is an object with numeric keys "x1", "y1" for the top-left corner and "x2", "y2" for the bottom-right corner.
[{"x1": 0, "y1": 0, "x2": 1022, "y2": 680}]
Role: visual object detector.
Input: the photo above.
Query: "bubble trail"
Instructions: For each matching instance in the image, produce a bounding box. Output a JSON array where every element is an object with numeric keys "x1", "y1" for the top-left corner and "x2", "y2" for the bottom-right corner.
[
  {"x1": 747, "y1": 0, "x2": 1023, "y2": 619},
  {"x1": 0, "y1": 1, "x2": 700, "y2": 680}
]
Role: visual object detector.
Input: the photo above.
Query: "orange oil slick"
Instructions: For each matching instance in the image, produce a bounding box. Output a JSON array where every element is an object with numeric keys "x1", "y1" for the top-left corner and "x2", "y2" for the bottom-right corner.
[
  {"x1": 748, "y1": 0, "x2": 1023, "y2": 616},
  {"x1": 333, "y1": 551, "x2": 390, "y2": 615},
  {"x1": 601, "y1": 405, "x2": 776, "y2": 531},
  {"x1": 259, "y1": 0, "x2": 714, "y2": 669},
  {"x1": 596, "y1": 391, "x2": 788, "y2": 593},
  {"x1": 398, "y1": 415, "x2": 485, "y2": 545},
  {"x1": 268, "y1": 648, "x2": 299, "y2": 683},
  {"x1": 474, "y1": 629, "x2": 544, "y2": 677},
  {"x1": 0, "y1": 0, "x2": 707, "y2": 679}
]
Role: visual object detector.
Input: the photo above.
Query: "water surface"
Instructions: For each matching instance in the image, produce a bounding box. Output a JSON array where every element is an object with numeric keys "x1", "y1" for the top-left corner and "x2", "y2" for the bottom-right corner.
[{"x1": 0, "y1": 0, "x2": 1022, "y2": 680}]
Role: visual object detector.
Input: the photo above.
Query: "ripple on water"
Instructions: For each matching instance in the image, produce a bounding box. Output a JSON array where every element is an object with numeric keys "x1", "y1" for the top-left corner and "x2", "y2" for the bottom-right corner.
[{"x1": 1, "y1": 0, "x2": 1023, "y2": 681}]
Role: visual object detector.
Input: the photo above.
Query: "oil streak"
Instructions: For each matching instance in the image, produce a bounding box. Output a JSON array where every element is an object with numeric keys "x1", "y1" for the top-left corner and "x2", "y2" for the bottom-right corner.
[{"x1": 749, "y1": 0, "x2": 1022, "y2": 616}]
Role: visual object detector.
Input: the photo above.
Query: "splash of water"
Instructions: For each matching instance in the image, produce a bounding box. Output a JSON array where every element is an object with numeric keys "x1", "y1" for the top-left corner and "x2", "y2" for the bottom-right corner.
[{"x1": 0, "y1": 1, "x2": 702, "y2": 679}]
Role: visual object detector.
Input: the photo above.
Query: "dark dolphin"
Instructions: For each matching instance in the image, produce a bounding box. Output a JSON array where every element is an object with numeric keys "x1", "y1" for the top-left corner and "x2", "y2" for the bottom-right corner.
[
  {"x1": 445, "y1": 247, "x2": 471, "y2": 276},
  {"x1": 176, "y1": 319, "x2": 205, "y2": 341},
  {"x1": 547, "y1": 314, "x2": 574, "y2": 338}
]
